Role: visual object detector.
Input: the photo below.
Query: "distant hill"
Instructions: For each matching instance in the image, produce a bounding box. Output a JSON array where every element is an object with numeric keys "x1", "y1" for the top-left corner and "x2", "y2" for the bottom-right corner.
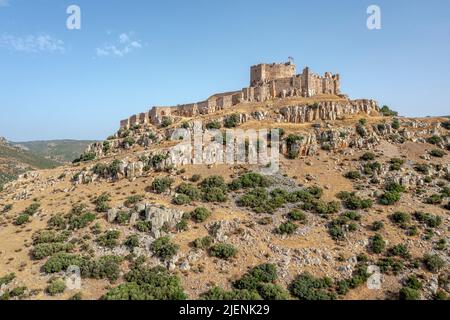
[
  {"x1": 12, "y1": 139, "x2": 96, "y2": 163},
  {"x1": 0, "y1": 138, "x2": 62, "y2": 189}
]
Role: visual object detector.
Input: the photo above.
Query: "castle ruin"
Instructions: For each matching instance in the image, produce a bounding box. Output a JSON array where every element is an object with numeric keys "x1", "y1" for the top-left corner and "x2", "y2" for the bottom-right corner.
[{"x1": 120, "y1": 61, "x2": 342, "y2": 128}]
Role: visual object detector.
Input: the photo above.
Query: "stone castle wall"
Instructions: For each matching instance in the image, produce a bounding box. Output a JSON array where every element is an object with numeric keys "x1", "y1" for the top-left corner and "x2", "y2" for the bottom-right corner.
[{"x1": 120, "y1": 62, "x2": 345, "y2": 129}]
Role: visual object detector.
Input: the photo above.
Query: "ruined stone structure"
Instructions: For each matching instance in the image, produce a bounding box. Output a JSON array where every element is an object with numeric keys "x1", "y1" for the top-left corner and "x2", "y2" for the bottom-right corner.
[{"x1": 120, "y1": 61, "x2": 343, "y2": 128}]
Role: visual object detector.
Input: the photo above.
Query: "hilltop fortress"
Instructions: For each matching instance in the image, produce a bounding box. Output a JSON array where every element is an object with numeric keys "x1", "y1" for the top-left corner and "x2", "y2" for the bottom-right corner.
[{"x1": 120, "y1": 62, "x2": 375, "y2": 128}]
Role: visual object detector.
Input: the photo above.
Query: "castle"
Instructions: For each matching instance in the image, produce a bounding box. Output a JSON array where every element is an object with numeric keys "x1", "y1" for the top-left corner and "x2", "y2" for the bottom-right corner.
[{"x1": 120, "y1": 61, "x2": 342, "y2": 128}]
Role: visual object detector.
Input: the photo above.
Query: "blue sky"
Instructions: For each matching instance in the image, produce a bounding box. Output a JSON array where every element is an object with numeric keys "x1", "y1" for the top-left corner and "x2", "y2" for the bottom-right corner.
[{"x1": 0, "y1": 0, "x2": 449, "y2": 141}]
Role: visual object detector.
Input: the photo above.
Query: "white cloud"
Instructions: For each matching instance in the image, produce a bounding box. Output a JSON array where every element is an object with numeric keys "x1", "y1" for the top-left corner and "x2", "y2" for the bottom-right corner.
[
  {"x1": 96, "y1": 32, "x2": 142, "y2": 58},
  {"x1": 0, "y1": 0, "x2": 9, "y2": 8},
  {"x1": 0, "y1": 33, "x2": 65, "y2": 53}
]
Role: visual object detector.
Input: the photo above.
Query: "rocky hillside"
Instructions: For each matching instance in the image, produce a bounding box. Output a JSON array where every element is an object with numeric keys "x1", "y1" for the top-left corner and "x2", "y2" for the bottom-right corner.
[{"x1": 0, "y1": 100, "x2": 449, "y2": 301}]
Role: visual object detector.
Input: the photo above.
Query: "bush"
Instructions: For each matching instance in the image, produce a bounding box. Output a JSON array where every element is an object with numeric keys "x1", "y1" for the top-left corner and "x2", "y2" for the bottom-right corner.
[
  {"x1": 190, "y1": 174, "x2": 201, "y2": 182},
  {"x1": 372, "y1": 221, "x2": 384, "y2": 231},
  {"x1": 389, "y1": 158, "x2": 405, "y2": 171},
  {"x1": 392, "y1": 118, "x2": 400, "y2": 130},
  {"x1": 172, "y1": 194, "x2": 191, "y2": 205},
  {"x1": 414, "y1": 164, "x2": 429, "y2": 175},
  {"x1": 390, "y1": 211, "x2": 410, "y2": 227},
  {"x1": 258, "y1": 283, "x2": 289, "y2": 300},
  {"x1": 96, "y1": 230, "x2": 120, "y2": 248},
  {"x1": 124, "y1": 235, "x2": 140, "y2": 248},
  {"x1": 380, "y1": 105, "x2": 398, "y2": 117},
  {"x1": 413, "y1": 211, "x2": 442, "y2": 228},
  {"x1": 228, "y1": 172, "x2": 272, "y2": 190},
  {"x1": 161, "y1": 117, "x2": 172, "y2": 128},
  {"x1": 135, "y1": 221, "x2": 152, "y2": 232},
  {"x1": 404, "y1": 275, "x2": 422, "y2": 290},
  {"x1": 399, "y1": 287, "x2": 420, "y2": 300},
  {"x1": 370, "y1": 234, "x2": 386, "y2": 254},
  {"x1": 0, "y1": 273, "x2": 15, "y2": 286},
  {"x1": 427, "y1": 135, "x2": 442, "y2": 145},
  {"x1": 14, "y1": 214, "x2": 30, "y2": 225},
  {"x1": 224, "y1": 114, "x2": 240, "y2": 128},
  {"x1": 423, "y1": 254, "x2": 444, "y2": 272},
  {"x1": 192, "y1": 236, "x2": 213, "y2": 250},
  {"x1": 66, "y1": 204, "x2": 95, "y2": 230},
  {"x1": 379, "y1": 191, "x2": 401, "y2": 205},
  {"x1": 289, "y1": 273, "x2": 335, "y2": 300},
  {"x1": 116, "y1": 211, "x2": 131, "y2": 225},
  {"x1": 151, "y1": 177, "x2": 174, "y2": 194},
  {"x1": 209, "y1": 243, "x2": 237, "y2": 260},
  {"x1": 288, "y1": 209, "x2": 307, "y2": 222},
  {"x1": 31, "y1": 242, "x2": 74, "y2": 260},
  {"x1": 124, "y1": 195, "x2": 144, "y2": 207},
  {"x1": 385, "y1": 182, "x2": 406, "y2": 193},
  {"x1": 46, "y1": 279, "x2": 66, "y2": 296},
  {"x1": 430, "y1": 149, "x2": 446, "y2": 158},
  {"x1": 201, "y1": 287, "x2": 262, "y2": 300},
  {"x1": 176, "y1": 183, "x2": 201, "y2": 200},
  {"x1": 150, "y1": 236, "x2": 179, "y2": 260},
  {"x1": 337, "y1": 192, "x2": 373, "y2": 210},
  {"x1": 424, "y1": 194, "x2": 443, "y2": 205},
  {"x1": 206, "y1": 121, "x2": 221, "y2": 129},
  {"x1": 190, "y1": 207, "x2": 211, "y2": 223},
  {"x1": 344, "y1": 171, "x2": 361, "y2": 180},
  {"x1": 103, "y1": 266, "x2": 186, "y2": 300},
  {"x1": 276, "y1": 222, "x2": 298, "y2": 235},
  {"x1": 360, "y1": 152, "x2": 376, "y2": 161},
  {"x1": 388, "y1": 244, "x2": 411, "y2": 259}
]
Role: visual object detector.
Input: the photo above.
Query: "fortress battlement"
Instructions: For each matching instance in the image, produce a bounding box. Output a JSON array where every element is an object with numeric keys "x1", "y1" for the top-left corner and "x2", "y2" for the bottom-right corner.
[{"x1": 120, "y1": 61, "x2": 343, "y2": 128}]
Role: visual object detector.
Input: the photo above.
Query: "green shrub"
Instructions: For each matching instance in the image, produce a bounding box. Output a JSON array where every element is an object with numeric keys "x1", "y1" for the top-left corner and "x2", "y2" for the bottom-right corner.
[
  {"x1": 404, "y1": 275, "x2": 422, "y2": 290},
  {"x1": 380, "y1": 105, "x2": 398, "y2": 117},
  {"x1": 206, "y1": 121, "x2": 221, "y2": 129},
  {"x1": 124, "y1": 195, "x2": 144, "y2": 207},
  {"x1": 370, "y1": 234, "x2": 386, "y2": 254},
  {"x1": 201, "y1": 287, "x2": 261, "y2": 300},
  {"x1": 0, "y1": 273, "x2": 16, "y2": 286},
  {"x1": 360, "y1": 152, "x2": 376, "y2": 161},
  {"x1": 46, "y1": 279, "x2": 66, "y2": 296},
  {"x1": 192, "y1": 236, "x2": 214, "y2": 249},
  {"x1": 96, "y1": 230, "x2": 120, "y2": 248},
  {"x1": 190, "y1": 207, "x2": 211, "y2": 223},
  {"x1": 258, "y1": 283, "x2": 289, "y2": 300},
  {"x1": 160, "y1": 117, "x2": 173, "y2": 128},
  {"x1": 289, "y1": 273, "x2": 335, "y2": 300},
  {"x1": 413, "y1": 211, "x2": 442, "y2": 228},
  {"x1": 2, "y1": 204, "x2": 13, "y2": 213},
  {"x1": 151, "y1": 177, "x2": 174, "y2": 194},
  {"x1": 135, "y1": 221, "x2": 152, "y2": 232},
  {"x1": 150, "y1": 236, "x2": 179, "y2": 260},
  {"x1": 228, "y1": 172, "x2": 272, "y2": 190},
  {"x1": 124, "y1": 235, "x2": 140, "y2": 248},
  {"x1": 31, "y1": 242, "x2": 74, "y2": 260},
  {"x1": 116, "y1": 211, "x2": 131, "y2": 225},
  {"x1": 389, "y1": 158, "x2": 405, "y2": 171},
  {"x1": 209, "y1": 243, "x2": 238, "y2": 260},
  {"x1": 388, "y1": 244, "x2": 411, "y2": 259},
  {"x1": 190, "y1": 174, "x2": 201, "y2": 182},
  {"x1": 14, "y1": 214, "x2": 30, "y2": 225},
  {"x1": 399, "y1": 287, "x2": 420, "y2": 300},
  {"x1": 344, "y1": 171, "x2": 361, "y2": 180},
  {"x1": 337, "y1": 192, "x2": 373, "y2": 210},
  {"x1": 288, "y1": 209, "x2": 307, "y2": 222},
  {"x1": 427, "y1": 135, "x2": 442, "y2": 145},
  {"x1": 390, "y1": 211, "x2": 410, "y2": 227},
  {"x1": 103, "y1": 266, "x2": 186, "y2": 300},
  {"x1": 43, "y1": 253, "x2": 86, "y2": 273},
  {"x1": 176, "y1": 183, "x2": 201, "y2": 200},
  {"x1": 377, "y1": 257, "x2": 404, "y2": 275},
  {"x1": 172, "y1": 194, "x2": 191, "y2": 205},
  {"x1": 423, "y1": 254, "x2": 444, "y2": 272},
  {"x1": 224, "y1": 114, "x2": 240, "y2": 128},
  {"x1": 66, "y1": 205, "x2": 95, "y2": 230},
  {"x1": 414, "y1": 164, "x2": 429, "y2": 175},
  {"x1": 372, "y1": 221, "x2": 384, "y2": 231},
  {"x1": 385, "y1": 182, "x2": 406, "y2": 193},
  {"x1": 275, "y1": 222, "x2": 298, "y2": 235},
  {"x1": 379, "y1": 191, "x2": 401, "y2": 205},
  {"x1": 430, "y1": 149, "x2": 446, "y2": 158},
  {"x1": 391, "y1": 118, "x2": 400, "y2": 130}
]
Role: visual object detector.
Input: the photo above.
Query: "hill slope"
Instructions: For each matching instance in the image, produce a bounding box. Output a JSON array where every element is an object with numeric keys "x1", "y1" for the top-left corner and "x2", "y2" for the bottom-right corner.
[{"x1": 12, "y1": 140, "x2": 96, "y2": 164}]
